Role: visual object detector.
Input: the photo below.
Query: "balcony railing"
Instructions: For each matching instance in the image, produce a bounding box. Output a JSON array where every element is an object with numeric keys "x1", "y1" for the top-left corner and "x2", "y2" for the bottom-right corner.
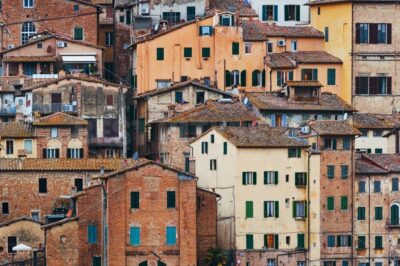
[
  {"x1": 32, "y1": 103, "x2": 77, "y2": 114},
  {"x1": 0, "y1": 106, "x2": 16, "y2": 116},
  {"x1": 88, "y1": 137, "x2": 123, "y2": 147},
  {"x1": 387, "y1": 218, "x2": 400, "y2": 228}
]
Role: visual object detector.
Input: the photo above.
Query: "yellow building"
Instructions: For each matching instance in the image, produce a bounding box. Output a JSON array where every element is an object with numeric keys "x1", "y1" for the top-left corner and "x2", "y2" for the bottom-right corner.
[
  {"x1": 0, "y1": 122, "x2": 36, "y2": 158},
  {"x1": 191, "y1": 126, "x2": 310, "y2": 266}
]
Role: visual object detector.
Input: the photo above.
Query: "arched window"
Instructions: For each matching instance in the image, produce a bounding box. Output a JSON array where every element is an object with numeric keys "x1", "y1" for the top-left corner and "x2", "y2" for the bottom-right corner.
[
  {"x1": 21, "y1": 22, "x2": 36, "y2": 44},
  {"x1": 391, "y1": 204, "x2": 400, "y2": 225},
  {"x1": 231, "y1": 70, "x2": 240, "y2": 86},
  {"x1": 252, "y1": 70, "x2": 261, "y2": 86}
]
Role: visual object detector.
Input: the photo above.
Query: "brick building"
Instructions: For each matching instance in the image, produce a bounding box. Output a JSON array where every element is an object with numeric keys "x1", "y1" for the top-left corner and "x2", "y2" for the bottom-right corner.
[{"x1": 0, "y1": 0, "x2": 99, "y2": 50}]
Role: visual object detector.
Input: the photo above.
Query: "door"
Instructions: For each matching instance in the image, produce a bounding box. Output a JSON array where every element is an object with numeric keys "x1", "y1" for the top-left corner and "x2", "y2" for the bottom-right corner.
[
  {"x1": 7, "y1": 236, "x2": 17, "y2": 253},
  {"x1": 51, "y1": 93, "x2": 62, "y2": 112}
]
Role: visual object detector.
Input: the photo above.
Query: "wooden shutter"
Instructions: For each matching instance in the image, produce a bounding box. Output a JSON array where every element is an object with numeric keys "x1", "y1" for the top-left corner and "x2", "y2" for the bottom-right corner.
[
  {"x1": 74, "y1": 27, "x2": 83, "y2": 40},
  {"x1": 246, "y1": 201, "x2": 253, "y2": 218},
  {"x1": 240, "y1": 70, "x2": 247, "y2": 86},
  {"x1": 252, "y1": 70, "x2": 258, "y2": 86},
  {"x1": 387, "y1": 24, "x2": 392, "y2": 44},
  {"x1": 297, "y1": 234, "x2": 304, "y2": 249},
  {"x1": 262, "y1": 5, "x2": 267, "y2": 21},
  {"x1": 42, "y1": 149, "x2": 47, "y2": 158},
  {"x1": 332, "y1": 138, "x2": 337, "y2": 150},
  {"x1": 341, "y1": 197, "x2": 347, "y2": 210},
  {"x1": 246, "y1": 234, "x2": 253, "y2": 249},
  {"x1": 253, "y1": 172, "x2": 257, "y2": 184},
  {"x1": 166, "y1": 227, "x2": 176, "y2": 245},
  {"x1": 297, "y1": 148, "x2": 301, "y2": 158},
  {"x1": 295, "y1": 5, "x2": 300, "y2": 21},
  {"x1": 284, "y1": 5, "x2": 289, "y2": 21},
  {"x1": 369, "y1": 23, "x2": 378, "y2": 44},
  {"x1": 275, "y1": 201, "x2": 279, "y2": 217},
  {"x1": 288, "y1": 71, "x2": 293, "y2": 81},
  {"x1": 304, "y1": 201, "x2": 307, "y2": 218},
  {"x1": 79, "y1": 148, "x2": 84, "y2": 158},
  {"x1": 355, "y1": 77, "x2": 361, "y2": 94},
  {"x1": 202, "y1": 47, "x2": 210, "y2": 57},
  {"x1": 242, "y1": 172, "x2": 246, "y2": 185},
  {"x1": 131, "y1": 191, "x2": 139, "y2": 208},
  {"x1": 225, "y1": 70, "x2": 231, "y2": 87},
  {"x1": 277, "y1": 71, "x2": 282, "y2": 86},
  {"x1": 369, "y1": 77, "x2": 378, "y2": 94},
  {"x1": 274, "y1": 172, "x2": 279, "y2": 184},
  {"x1": 273, "y1": 6, "x2": 278, "y2": 21},
  {"x1": 55, "y1": 149, "x2": 60, "y2": 158},
  {"x1": 293, "y1": 201, "x2": 296, "y2": 217},
  {"x1": 167, "y1": 191, "x2": 176, "y2": 208},
  {"x1": 262, "y1": 70, "x2": 266, "y2": 87},
  {"x1": 156, "y1": 48, "x2": 164, "y2": 60},
  {"x1": 184, "y1": 47, "x2": 192, "y2": 58},
  {"x1": 387, "y1": 77, "x2": 392, "y2": 94},
  {"x1": 232, "y1": 42, "x2": 239, "y2": 55},
  {"x1": 264, "y1": 201, "x2": 267, "y2": 217},
  {"x1": 274, "y1": 234, "x2": 279, "y2": 249},
  {"x1": 67, "y1": 149, "x2": 71, "y2": 158},
  {"x1": 312, "y1": 69, "x2": 318, "y2": 80},
  {"x1": 355, "y1": 23, "x2": 361, "y2": 44},
  {"x1": 223, "y1": 142, "x2": 227, "y2": 155}
]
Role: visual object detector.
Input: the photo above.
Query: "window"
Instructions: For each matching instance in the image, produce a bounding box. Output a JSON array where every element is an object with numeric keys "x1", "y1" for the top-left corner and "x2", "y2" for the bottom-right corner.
[
  {"x1": 357, "y1": 23, "x2": 369, "y2": 43},
  {"x1": 163, "y1": 12, "x2": 180, "y2": 23},
  {"x1": 375, "y1": 236, "x2": 383, "y2": 249},
  {"x1": 358, "y1": 207, "x2": 366, "y2": 220},
  {"x1": 184, "y1": 47, "x2": 192, "y2": 58},
  {"x1": 327, "y1": 235, "x2": 335, "y2": 247},
  {"x1": 201, "y1": 142, "x2": 208, "y2": 154},
  {"x1": 393, "y1": 177, "x2": 399, "y2": 192},
  {"x1": 230, "y1": 70, "x2": 240, "y2": 86},
  {"x1": 390, "y1": 204, "x2": 400, "y2": 225},
  {"x1": 356, "y1": 23, "x2": 391, "y2": 44},
  {"x1": 43, "y1": 148, "x2": 59, "y2": 159},
  {"x1": 174, "y1": 91, "x2": 183, "y2": 103},
  {"x1": 337, "y1": 235, "x2": 351, "y2": 247},
  {"x1": 373, "y1": 130, "x2": 383, "y2": 137},
  {"x1": 24, "y1": 0, "x2": 33, "y2": 8},
  {"x1": 187, "y1": 6, "x2": 196, "y2": 21},
  {"x1": 210, "y1": 134, "x2": 215, "y2": 143},
  {"x1": 75, "y1": 178, "x2": 83, "y2": 192},
  {"x1": 374, "y1": 181, "x2": 381, "y2": 193},
  {"x1": 119, "y1": 15, "x2": 125, "y2": 23},
  {"x1": 246, "y1": 201, "x2": 253, "y2": 218},
  {"x1": 74, "y1": 27, "x2": 83, "y2": 41},
  {"x1": 245, "y1": 42, "x2": 252, "y2": 54},
  {"x1": 51, "y1": 127, "x2": 58, "y2": 138},
  {"x1": 291, "y1": 40, "x2": 297, "y2": 51},
  {"x1": 67, "y1": 148, "x2": 83, "y2": 159},
  {"x1": 167, "y1": 191, "x2": 176, "y2": 208},
  {"x1": 375, "y1": 207, "x2": 383, "y2": 220},
  {"x1": 130, "y1": 227, "x2": 140, "y2": 246},
  {"x1": 268, "y1": 259, "x2": 277, "y2": 266},
  {"x1": 262, "y1": 5, "x2": 277, "y2": 21},
  {"x1": 31, "y1": 211, "x2": 39, "y2": 221},
  {"x1": 252, "y1": 70, "x2": 261, "y2": 87},
  {"x1": 92, "y1": 257, "x2": 101, "y2": 266},
  {"x1": 5, "y1": 140, "x2": 13, "y2": 155},
  {"x1": 37, "y1": 42, "x2": 42, "y2": 48},
  {"x1": 297, "y1": 233, "x2": 305, "y2": 249},
  {"x1": 343, "y1": 261, "x2": 349, "y2": 266},
  {"x1": 327, "y1": 69, "x2": 336, "y2": 85},
  {"x1": 242, "y1": 172, "x2": 257, "y2": 185},
  {"x1": 264, "y1": 234, "x2": 279, "y2": 249},
  {"x1": 341, "y1": 165, "x2": 348, "y2": 179},
  {"x1": 264, "y1": 201, "x2": 279, "y2": 218},
  {"x1": 327, "y1": 165, "x2": 335, "y2": 179},
  {"x1": 298, "y1": 262, "x2": 305, "y2": 266},
  {"x1": 327, "y1": 197, "x2": 334, "y2": 211},
  {"x1": 105, "y1": 32, "x2": 114, "y2": 46},
  {"x1": 220, "y1": 14, "x2": 233, "y2": 26},
  {"x1": 103, "y1": 118, "x2": 119, "y2": 137},
  {"x1": 324, "y1": 27, "x2": 329, "y2": 42},
  {"x1": 293, "y1": 201, "x2": 306, "y2": 218},
  {"x1": 301, "y1": 69, "x2": 318, "y2": 81},
  {"x1": 341, "y1": 196, "x2": 348, "y2": 210},
  {"x1": 21, "y1": 22, "x2": 36, "y2": 44},
  {"x1": 375, "y1": 148, "x2": 383, "y2": 154},
  {"x1": 39, "y1": 178, "x2": 47, "y2": 193},
  {"x1": 295, "y1": 173, "x2": 307, "y2": 187},
  {"x1": 156, "y1": 48, "x2": 164, "y2": 60},
  {"x1": 87, "y1": 225, "x2": 97, "y2": 244},
  {"x1": 179, "y1": 125, "x2": 197, "y2": 138},
  {"x1": 202, "y1": 47, "x2": 210, "y2": 58},
  {"x1": 2, "y1": 202, "x2": 9, "y2": 214},
  {"x1": 288, "y1": 148, "x2": 301, "y2": 158},
  {"x1": 324, "y1": 138, "x2": 337, "y2": 150},
  {"x1": 71, "y1": 127, "x2": 79, "y2": 138},
  {"x1": 284, "y1": 5, "x2": 300, "y2": 21},
  {"x1": 210, "y1": 159, "x2": 217, "y2": 170},
  {"x1": 343, "y1": 138, "x2": 350, "y2": 150},
  {"x1": 355, "y1": 76, "x2": 392, "y2": 95},
  {"x1": 232, "y1": 42, "x2": 239, "y2": 55},
  {"x1": 199, "y1": 26, "x2": 213, "y2": 36},
  {"x1": 246, "y1": 234, "x2": 254, "y2": 249},
  {"x1": 166, "y1": 226, "x2": 177, "y2": 245},
  {"x1": 223, "y1": 142, "x2": 228, "y2": 155},
  {"x1": 267, "y1": 42, "x2": 273, "y2": 53},
  {"x1": 130, "y1": 191, "x2": 139, "y2": 209},
  {"x1": 73, "y1": 4, "x2": 79, "y2": 12},
  {"x1": 264, "y1": 171, "x2": 278, "y2": 185},
  {"x1": 359, "y1": 181, "x2": 366, "y2": 193},
  {"x1": 8, "y1": 236, "x2": 17, "y2": 253},
  {"x1": 358, "y1": 236, "x2": 366, "y2": 249},
  {"x1": 196, "y1": 91, "x2": 205, "y2": 104}
]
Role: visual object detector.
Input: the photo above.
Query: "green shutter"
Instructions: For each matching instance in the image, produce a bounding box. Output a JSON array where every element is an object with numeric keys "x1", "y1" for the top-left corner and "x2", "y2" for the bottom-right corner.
[
  {"x1": 293, "y1": 201, "x2": 296, "y2": 217},
  {"x1": 246, "y1": 201, "x2": 253, "y2": 218},
  {"x1": 275, "y1": 201, "x2": 279, "y2": 217},
  {"x1": 262, "y1": 69, "x2": 266, "y2": 87},
  {"x1": 375, "y1": 236, "x2": 383, "y2": 249},
  {"x1": 277, "y1": 71, "x2": 282, "y2": 86},
  {"x1": 232, "y1": 42, "x2": 239, "y2": 55},
  {"x1": 202, "y1": 47, "x2": 210, "y2": 57},
  {"x1": 327, "y1": 197, "x2": 334, "y2": 210},
  {"x1": 359, "y1": 236, "x2": 366, "y2": 249},
  {"x1": 297, "y1": 148, "x2": 301, "y2": 158},
  {"x1": 74, "y1": 27, "x2": 83, "y2": 40},
  {"x1": 264, "y1": 201, "x2": 267, "y2": 217},
  {"x1": 312, "y1": 69, "x2": 318, "y2": 80},
  {"x1": 184, "y1": 47, "x2": 192, "y2": 58},
  {"x1": 273, "y1": 6, "x2": 278, "y2": 21},
  {"x1": 225, "y1": 70, "x2": 231, "y2": 87},
  {"x1": 341, "y1": 196, "x2": 348, "y2": 210},
  {"x1": 240, "y1": 70, "x2": 247, "y2": 86},
  {"x1": 288, "y1": 71, "x2": 293, "y2": 81},
  {"x1": 131, "y1": 191, "x2": 139, "y2": 209},
  {"x1": 284, "y1": 5, "x2": 289, "y2": 21},
  {"x1": 304, "y1": 201, "x2": 308, "y2": 218},
  {"x1": 328, "y1": 69, "x2": 336, "y2": 85},
  {"x1": 295, "y1": 5, "x2": 300, "y2": 21},
  {"x1": 274, "y1": 234, "x2": 279, "y2": 249},
  {"x1": 157, "y1": 48, "x2": 164, "y2": 60},
  {"x1": 167, "y1": 191, "x2": 176, "y2": 208},
  {"x1": 252, "y1": 70, "x2": 258, "y2": 86},
  {"x1": 274, "y1": 171, "x2": 279, "y2": 184},
  {"x1": 246, "y1": 234, "x2": 254, "y2": 249},
  {"x1": 242, "y1": 172, "x2": 246, "y2": 185},
  {"x1": 262, "y1": 5, "x2": 267, "y2": 21},
  {"x1": 297, "y1": 233, "x2": 305, "y2": 249},
  {"x1": 375, "y1": 207, "x2": 383, "y2": 220},
  {"x1": 223, "y1": 142, "x2": 227, "y2": 155},
  {"x1": 253, "y1": 172, "x2": 257, "y2": 184}
]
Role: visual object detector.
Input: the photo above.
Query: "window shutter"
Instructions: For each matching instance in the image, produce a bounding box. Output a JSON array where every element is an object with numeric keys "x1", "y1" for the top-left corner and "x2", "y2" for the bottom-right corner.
[
  {"x1": 274, "y1": 171, "x2": 279, "y2": 184},
  {"x1": 275, "y1": 201, "x2": 279, "y2": 217},
  {"x1": 252, "y1": 70, "x2": 258, "y2": 86},
  {"x1": 304, "y1": 174, "x2": 307, "y2": 186},
  {"x1": 225, "y1": 70, "x2": 231, "y2": 87},
  {"x1": 242, "y1": 172, "x2": 246, "y2": 185},
  {"x1": 355, "y1": 23, "x2": 361, "y2": 44},
  {"x1": 304, "y1": 201, "x2": 308, "y2": 218},
  {"x1": 42, "y1": 149, "x2": 47, "y2": 158},
  {"x1": 240, "y1": 70, "x2": 247, "y2": 86},
  {"x1": 157, "y1": 48, "x2": 164, "y2": 60},
  {"x1": 301, "y1": 69, "x2": 306, "y2": 80},
  {"x1": 369, "y1": 23, "x2": 378, "y2": 44},
  {"x1": 262, "y1": 5, "x2": 267, "y2": 21},
  {"x1": 55, "y1": 149, "x2": 60, "y2": 158},
  {"x1": 293, "y1": 201, "x2": 296, "y2": 217},
  {"x1": 355, "y1": 77, "x2": 361, "y2": 94},
  {"x1": 295, "y1": 5, "x2": 300, "y2": 21},
  {"x1": 67, "y1": 149, "x2": 71, "y2": 158},
  {"x1": 297, "y1": 148, "x2": 301, "y2": 158},
  {"x1": 387, "y1": 77, "x2": 392, "y2": 95},
  {"x1": 284, "y1": 5, "x2": 289, "y2": 21},
  {"x1": 288, "y1": 71, "x2": 293, "y2": 81},
  {"x1": 348, "y1": 235, "x2": 352, "y2": 247},
  {"x1": 130, "y1": 227, "x2": 140, "y2": 246},
  {"x1": 271, "y1": 114, "x2": 276, "y2": 127},
  {"x1": 369, "y1": 77, "x2": 378, "y2": 94},
  {"x1": 79, "y1": 148, "x2": 84, "y2": 158},
  {"x1": 387, "y1": 24, "x2": 392, "y2": 44},
  {"x1": 332, "y1": 138, "x2": 337, "y2": 150},
  {"x1": 264, "y1": 201, "x2": 267, "y2": 217},
  {"x1": 264, "y1": 172, "x2": 267, "y2": 184},
  {"x1": 312, "y1": 69, "x2": 318, "y2": 80},
  {"x1": 223, "y1": 142, "x2": 227, "y2": 155},
  {"x1": 131, "y1": 191, "x2": 139, "y2": 209},
  {"x1": 232, "y1": 42, "x2": 239, "y2": 55},
  {"x1": 262, "y1": 70, "x2": 266, "y2": 87},
  {"x1": 184, "y1": 47, "x2": 192, "y2": 57},
  {"x1": 273, "y1": 6, "x2": 278, "y2": 21},
  {"x1": 253, "y1": 172, "x2": 257, "y2": 184},
  {"x1": 274, "y1": 234, "x2": 279, "y2": 249},
  {"x1": 277, "y1": 71, "x2": 282, "y2": 86},
  {"x1": 246, "y1": 201, "x2": 253, "y2": 218},
  {"x1": 74, "y1": 28, "x2": 83, "y2": 40},
  {"x1": 166, "y1": 226, "x2": 176, "y2": 245},
  {"x1": 167, "y1": 191, "x2": 176, "y2": 208}
]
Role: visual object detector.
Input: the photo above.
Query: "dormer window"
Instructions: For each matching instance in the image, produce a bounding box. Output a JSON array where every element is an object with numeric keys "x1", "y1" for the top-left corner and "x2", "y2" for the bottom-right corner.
[{"x1": 220, "y1": 14, "x2": 234, "y2": 26}]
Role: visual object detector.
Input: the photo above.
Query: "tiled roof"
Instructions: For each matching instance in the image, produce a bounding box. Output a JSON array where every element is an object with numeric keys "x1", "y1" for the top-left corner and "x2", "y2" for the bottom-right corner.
[
  {"x1": 285, "y1": 81, "x2": 323, "y2": 87},
  {"x1": 0, "y1": 123, "x2": 34, "y2": 138},
  {"x1": 207, "y1": 0, "x2": 258, "y2": 17},
  {"x1": 354, "y1": 113, "x2": 400, "y2": 129},
  {"x1": 242, "y1": 21, "x2": 324, "y2": 41},
  {"x1": 307, "y1": 120, "x2": 361, "y2": 136},
  {"x1": 246, "y1": 92, "x2": 355, "y2": 112},
  {"x1": 0, "y1": 158, "x2": 137, "y2": 171},
  {"x1": 357, "y1": 154, "x2": 400, "y2": 173},
  {"x1": 0, "y1": 76, "x2": 55, "y2": 92},
  {"x1": 42, "y1": 217, "x2": 79, "y2": 229},
  {"x1": 307, "y1": 0, "x2": 398, "y2": 5},
  {"x1": 33, "y1": 112, "x2": 88, "y2": 126},
  {"x1": 210, "y1": 126, "x2": 309, "y2": 148},
  {"x1": 0, "y1": 217, "x2": 43, "y2": 227},
  {"x1": 355, "y1": 153, "x2": 389, "y2": 174},
  {"x1": 152, "y1": 99, "x2": 257, "y2": 124},
  {"x1": 3, "y1": 56, "x2": 57, "y2": 63},
  {"x1": 133, "y1": 80, "x2": 232, "y2": 99},
  {"x1": 265, "y1": 51, "x2": 342, "y2": 68}
]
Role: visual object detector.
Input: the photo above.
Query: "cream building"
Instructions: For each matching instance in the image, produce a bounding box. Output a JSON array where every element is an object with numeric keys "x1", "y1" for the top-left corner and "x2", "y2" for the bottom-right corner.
[
  {"x1": 191, "y1": 126, "x2": 310, "y2": 266},
  {"x1": 0, "y1": 122, "x2": 36, "y2": 158}
]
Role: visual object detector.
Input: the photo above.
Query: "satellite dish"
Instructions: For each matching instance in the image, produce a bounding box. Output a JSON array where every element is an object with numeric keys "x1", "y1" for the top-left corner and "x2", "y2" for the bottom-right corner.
[{"x1": 343, "y1": 113, "x2": 348, "y2": 120}]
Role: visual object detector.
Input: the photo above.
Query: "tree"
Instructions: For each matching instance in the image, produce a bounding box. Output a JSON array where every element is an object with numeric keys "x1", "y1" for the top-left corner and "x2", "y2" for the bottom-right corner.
[{"x1": 203, "y1": 247, "x2": 227, "y2": 266}]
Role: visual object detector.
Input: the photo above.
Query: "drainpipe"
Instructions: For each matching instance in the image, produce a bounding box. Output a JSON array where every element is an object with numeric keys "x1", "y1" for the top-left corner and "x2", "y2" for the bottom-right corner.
[
  {"x1": 101, "y1": 168, "x2": 108, "y2": 266},
  {"x1": 368, "y1": 174, "x2": 371, "y2": 266},
  {"x1": 351, "y1": 141, "x2": 355, "y2": 266},
  {"x1": 307, "y1": 149, "x2": 311, "y2": 264}
]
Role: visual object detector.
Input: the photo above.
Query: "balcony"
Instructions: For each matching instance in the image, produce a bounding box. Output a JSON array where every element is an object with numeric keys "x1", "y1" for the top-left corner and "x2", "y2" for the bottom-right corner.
[
  {"x1": 0, "y1": 106, "x2": 16, "y2": 116},
  {"x1": 387, "y1": 218, "x2": 400, "y2": 229},
  {"x1": 32, "y1": 103, "x2": 77, "y2": 114},
  {"x1": 88, "y1": 137, "x2": 123, "y2": 147}
]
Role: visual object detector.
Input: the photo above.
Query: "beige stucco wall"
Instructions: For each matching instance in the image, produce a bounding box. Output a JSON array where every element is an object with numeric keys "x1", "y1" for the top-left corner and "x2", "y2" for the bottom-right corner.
[
  {"x1": 0, "y1": 138, "x2": 37, "y2": 158},
  {"x1": 354, "y1": 130, "x2": 392, "y2": 154}
]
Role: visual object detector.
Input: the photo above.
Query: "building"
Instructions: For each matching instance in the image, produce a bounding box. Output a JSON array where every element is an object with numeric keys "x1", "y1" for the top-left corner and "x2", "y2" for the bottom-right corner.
[
  {"x1": 191, "y1": 126, "x2": 310, "y2": 265},
  {"x1": 354, "y1": 153, "x2": 400, "y2": 266},
  {"x1": 308, "y1": 0, "x2": 399, "y2": 112},
  {"x1": 245, "y1": 85, "x2": 355, "y2": 128},
  {"x1": 0, "y1": 0, "x2": 99, "y2": 50},
  {"x1": 248, "y1": 0, "x2": 310, "y2": 26},
  {"x1": 0, "y1": 32, "x2": 104, "y2": 77},
  {"x1": 43, "y1": 160, "x2": 218, "y2": 266},
  {"x1": 149, "y1": 99, "x2": 257, "y2": 169},
  {"x1": 354, "y1": 113, "x2": 400, "y2": 154},
  {"x1": 0, "y1": 122, "x2": 36, "y2": 158},
  {"x1": 132, "y1": 80, "x2": 232, "y2": 156}
]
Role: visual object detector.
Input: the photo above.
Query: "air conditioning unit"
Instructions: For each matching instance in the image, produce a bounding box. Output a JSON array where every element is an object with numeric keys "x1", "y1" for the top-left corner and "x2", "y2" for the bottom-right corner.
[
  {"x1": 141, "y1": 8, "x2": 150, "y2": 15},
  {"x1": 64, "y1": 105, "x2": 74, "y2": 112},
  {"x1": 300, "y1": 126, "x2": 310, "y2": 134},
  {"x1": 277, "y1": 40, "x2": 286, "y2": 47},
  {"x1": 57, "y1": 41, "x2": 67, "y2": 48},
  {"x1": 7, "y1": 44, "x2": 14, "y2": 49}
]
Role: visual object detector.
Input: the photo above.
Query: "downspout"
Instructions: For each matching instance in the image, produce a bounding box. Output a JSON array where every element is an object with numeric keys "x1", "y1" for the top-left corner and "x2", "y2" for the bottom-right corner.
[
  {"x1": 102, "y1": 177, "x2": 108, "y2": 266},
  {"x1": 351, "y1": 2, "x2": 354, "y2": 109},
  {"x1": 351, "y1": 139, "x2": 355, "y2": 266},
  {"x1": 307, "y1": 149, "x2": 311, "y2": 263},
  {"x1": 269, "y1": 70, "x2": 272, "y2": 92},
  {"x1": 368, "y1": 174, "x2": 371, "y2": 266},
  {"x1": 395, "y1": 128, "x2": 399, "y2": 154}
]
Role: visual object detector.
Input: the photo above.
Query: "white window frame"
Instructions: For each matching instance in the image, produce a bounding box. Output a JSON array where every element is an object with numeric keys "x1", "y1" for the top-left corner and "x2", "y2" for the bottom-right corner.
[
  {"x1": 291, "y1": 40, "x2": 297, "y2": 52},
  {"x1": 69, "y1": 148, "x2": 81, "y2": 159},
  {"x1": 50, "y1": 128, "x2": 58, "y2": 138},
  {"x1": 265, "y1": 201, "x2": 275, "y2": 217},
  {"x1": 23, "y1": 0, "x2": 34, "y2": 8},
  {"x1": 24, "y1": 139, "x2": 33, "y2": 154},
  {"x1": 243, "y1": 172, "x2": 256, "y2": 185},
  {"x1": 244, "y1": 42, "x2": 252, "y2": 54},
  {"x1": 46, "y1": 148, "x2": 57, "y2": 159},
  {"x1": 264, "y1": 171, "x2": 275, "y2": 184}
]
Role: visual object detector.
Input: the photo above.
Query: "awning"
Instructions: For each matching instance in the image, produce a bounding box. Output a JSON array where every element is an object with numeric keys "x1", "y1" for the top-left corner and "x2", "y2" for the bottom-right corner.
[
  {"x1": 62, "y1": 55, "x2": 96, "y2": 63},
  {"x1": 12, "y1": 243, "x2": 32, "y2": 251}
]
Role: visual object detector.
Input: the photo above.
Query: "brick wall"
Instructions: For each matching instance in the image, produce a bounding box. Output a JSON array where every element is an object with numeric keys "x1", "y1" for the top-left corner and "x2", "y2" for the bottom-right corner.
[{"x1": 114, "y1": 23, "x2": 132, "y2": 83}]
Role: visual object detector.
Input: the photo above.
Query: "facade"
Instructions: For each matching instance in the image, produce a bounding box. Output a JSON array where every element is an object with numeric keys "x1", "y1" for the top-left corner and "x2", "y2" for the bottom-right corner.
[
  {"x1": 245, "y1": 84, "x2": 355, "y2": 128},
  {"x1": 249, "y1": 0, "x2": 310, "y2": 26},
  {"x1": 191, "y1": 126, "x2": 310, "y2": 265},
  {"x1": 0, "y1": 122, "x2": 36, "y2": 158}
]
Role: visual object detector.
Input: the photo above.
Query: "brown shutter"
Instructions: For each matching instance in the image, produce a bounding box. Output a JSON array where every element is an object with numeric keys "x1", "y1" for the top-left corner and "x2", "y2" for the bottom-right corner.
[
  {"x1": 369, "y1": 23, "x2": 378, "y2": 44},
  {"x1": 387, "y1": 24, "x2": 392, "y2": 44},
  {"x1": 387, "y1": 77, "x2": 392, "y2": 95},
  {"x1": 369, "y1": 77, "x2": 378, "y2": 94},
  {"x1": 355, "y1": 77, "x2": 361, "y2": 94},
  {"x1": 355, "y1": 23, "x2": 361, "y2": 44}
]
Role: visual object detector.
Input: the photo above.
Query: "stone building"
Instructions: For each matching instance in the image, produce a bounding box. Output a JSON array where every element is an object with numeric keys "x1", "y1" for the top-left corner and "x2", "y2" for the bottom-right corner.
[
  {"x1": 354, "y1": 153, "x2": 400, "y2": 266},
  {"x1": 149, "y1": 99, "x2": 257, "y2": 169}
]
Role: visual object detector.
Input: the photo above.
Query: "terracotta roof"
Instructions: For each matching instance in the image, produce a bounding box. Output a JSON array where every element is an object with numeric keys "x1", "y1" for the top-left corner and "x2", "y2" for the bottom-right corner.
[
  {"x1": 92, "y1": 0, "x2": 112, "y2": 4},
  {"x1": 357, "y1": 154, "x2": 400, "y2": 173},
  {"x1": 242, "y1": 21, "x2": 324, "y2": 41},
  {"x1": 307, "y1": 0, "x2": 398, "y2": 5},
  {"x1": 42, "y1": 216, "x2": 79, "y2": 229},
  {"x1": 265, "y1": 51, "x2": 342, "y2": 68},
  {"x1": 209, "y1": 126, "x2": 309, "y2": 147},
  {"x1": 3, "y1": 56, "x2": 57, "y2": 63},
  {"x1": 355, "y1": 153, "x2": 389, "y2": 174},
  {"x1": 207, "y1": 0, "x2": 258, "y2": 17},
  {"x1": 133, "y1": 80, "x2": 232, "y2": 99},
  {"x1": 0, "y1": 123, "x2": 34, "y2": 138},
  {"x1": 246, "y1": 92, "x2": 355, "y2": 112},
  {"x1": 33, "y1": 112, "x2": 88, "y2": 126},
  {"x1": 0, "y1": 76, "x2": 56, "y2": 92},
  {"x1": 0, "y1": 217, "x2": 43, "y2": 227},
  {"x1": 354, "y1": 113, "x2": 400, "y2": 129},
  {"x1": 307, "y1": 120, "x2": 361, "y2": 136},
  {"x1": 152, "y1": 99, "x2": 257, "y2": 124},
  {"x1": 0, "y1": 158, "x2": 137, "y2": 171},
  {"x1": 285, "y1": 81, "x2": 323, "y2": 87}
]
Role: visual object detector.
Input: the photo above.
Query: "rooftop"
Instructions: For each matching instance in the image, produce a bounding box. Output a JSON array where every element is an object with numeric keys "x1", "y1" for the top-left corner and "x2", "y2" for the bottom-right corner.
[
  {"x1": 242, "y1": 20, "x2": 324, "y2": 41},
  {"x1": 307, "y1": 0, "x2": 398, "y2": 5},
  {"x1": 0, "y1": 217, "x2": 43, "y2": 228},
  {"x1": 285, "y1": 80, "x2": 323, "y2": 87},
  {"x1": 354, "y1": 113, "x2": 400, "y2": 129},
  {"x1": 356, "y1": 153, "x2": 400, "y2": 174},
  {"x1": 307, "y1": 120, "x2": 361, "y2": 136},
  {"x1": 33, "y1": 112, "x2": 88, "y2": 126},
  {"x1": 265, "y1": 51, "x2": 342, "y2": 69},
  {"x1": 0, "y1": 76, "x2": 55, "y2": 92},
  {"x1": 151, "y1": 99, "x2": 257, "y2": 124},
  {"x1": 207, "y1": 0, "x2": 258, "y2": 17},
  {"x1": 0, "y1": 123, "x2": 34, "y2": 138},
  {"x1": 246, "y1": 92, "x2": 355, "y2": 112}
]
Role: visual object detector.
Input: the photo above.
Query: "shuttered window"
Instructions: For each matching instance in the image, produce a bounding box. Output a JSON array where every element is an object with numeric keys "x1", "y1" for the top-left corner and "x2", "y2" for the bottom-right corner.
[
  {"x1": 202, "y1": 47, "x2": 210, "y2": 58},
  {"x1": 327, "y1": 69, "x2": 336, "y2": 85},
  {"x1": 264, "y1": 234, "x2": 279, "y2": 249},
  {"x1": 240, "y1": 70, "x2": 247, "y2": 86},
  {"x1": 74, "y1": 27, "x2": 83, "y2": 41},
  {"x1": 340, "y1": 196, "x2": 348, "y2": 210},
  {"x1": 246, "y1": 201, "x2": 253, "y2": 218},
  {"x1": 39, "y1": 178, "x2": 47, "y2": 193},
  {"x1": 358, "y1": 236, "x2": 366, "y2": 249},
  {"x1": 297, "y1": 233, "x2": 305, "y2": 249},
  {"x1": 130, "y1": 227, "x2": 140, "y2": 246},
  {"x1": 131, "y1": 191, "x2": 139, "y2": 209},
  {"x1": 327, "y1": 165, "x2": 335, "y2": 179},
  {"x1": 264, "y1": 201, "x2": 279, "y2": 218},
  {"x1": 184, "y1": 47, "x2": 192, "y2": 58},
  {"x1": 327, "y1": 197, "x2": 334, "y2": 211},
  {"x1": 295, "y1": 173, "x2": 307, "y2": 187},
  {"x1": 358, "y1": 207, "x2": 366, "y2": 220},
  {"x1": 375, "y1": 236, "x2": 383, "y2": 249},
  {"x1": 375, "y1": 207, "x2": 383, "y2": 220},
  {"x1": 223, "y1": 142, "x2": 228, "y2": 155},
  {"x1": 264, "y1": 171, "x2": 278, "y2": 185},
  {"x1": 156, "y1": 48, "x2": 164, "y2": 60},
  {"x1": 232, "y1": 42, "x2": 239, "y2": 55},
  {"x1": 167, "y1": 191, "x2": 176, "y2": 208},
  {"x1": 246, "y1": 234, "x2": 254, "y2": 249},
  {"x1": 341, "y1": 165, "x2": 348, "y2": 179}
]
